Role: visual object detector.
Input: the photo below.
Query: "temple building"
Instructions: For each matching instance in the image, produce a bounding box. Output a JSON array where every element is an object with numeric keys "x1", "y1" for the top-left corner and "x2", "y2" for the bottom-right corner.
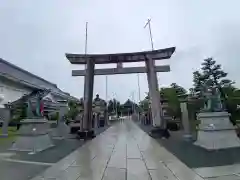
[{"x1": 0, "y1": 58, "x2": 78, "y2": 108}]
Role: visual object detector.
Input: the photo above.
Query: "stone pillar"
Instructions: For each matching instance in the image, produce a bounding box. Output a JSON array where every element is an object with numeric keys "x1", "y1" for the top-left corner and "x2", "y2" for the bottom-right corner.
[
  {"x1": 180, "y1": 101, "x2": 192, "y2": 140},
  {"x1": 50, "y1": 105, "x2": 70, "y2": 139},
  {"x1": 83, "y1": 59, "x2": 95, "y2": 131},
  {"x1": 0, "y1": 107, "x2": 11, "y2": 137},
  {"x1": 58, "y1": 105, "x2": 67, "y2": 122},
  {"x1": 145, "y1": 56, "x2": 165, "y2": 128}
]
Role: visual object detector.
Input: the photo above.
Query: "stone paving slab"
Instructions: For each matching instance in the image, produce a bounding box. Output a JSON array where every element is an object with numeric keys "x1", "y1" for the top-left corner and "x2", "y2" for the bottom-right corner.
[
  {"x1": 31, "y1": 120, "x2": 205, "y2": 180},
  {"x1": 102, "y1": 167, "x2": 126, "y2": 180}
]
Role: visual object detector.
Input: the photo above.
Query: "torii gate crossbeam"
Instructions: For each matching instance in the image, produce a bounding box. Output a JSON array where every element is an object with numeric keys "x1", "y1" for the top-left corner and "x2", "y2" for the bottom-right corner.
[{"x1": 72, "y1": 65, "x2": 170, "y2": 76}]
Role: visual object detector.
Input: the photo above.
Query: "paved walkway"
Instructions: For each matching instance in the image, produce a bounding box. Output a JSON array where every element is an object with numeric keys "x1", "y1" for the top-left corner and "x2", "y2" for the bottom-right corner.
[{"x1": 31, "y1": 121, "x2": 211, "y2": 180}]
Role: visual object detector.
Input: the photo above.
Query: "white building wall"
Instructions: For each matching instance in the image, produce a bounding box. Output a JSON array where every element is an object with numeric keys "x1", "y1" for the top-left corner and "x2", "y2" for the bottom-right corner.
[{"x1": 0, "y1": 77, "x2": 32, "y2": 107}]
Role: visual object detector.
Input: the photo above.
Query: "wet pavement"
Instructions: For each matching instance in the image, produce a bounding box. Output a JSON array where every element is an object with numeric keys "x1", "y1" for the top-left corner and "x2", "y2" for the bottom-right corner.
[{"x1": 31, "y1": 120, "x2": 204, "y2": 180}]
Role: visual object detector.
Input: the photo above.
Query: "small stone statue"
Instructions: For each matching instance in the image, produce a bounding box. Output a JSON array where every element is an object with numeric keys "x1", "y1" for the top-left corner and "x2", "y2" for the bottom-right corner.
[
  {"x1": 203, "y1": 88, "x2": 212, "y2": 111},
  {"x1": 26, "y1": 100, "x2": 34, "y2": 118},
  {"x1": 202, "y1": 85, "x2": 223, "y2": 112},
  {"x1": 211, "y1": 87, "x2": 223, "y2": 111},
  {"x1": 93, "y1": 94, "x2": 106, "y2": 112},
  {"x1": 26, "y1": 92, "x2": 44, "y2": 118},
  {"x1": 93, "y1": 94, "x2": 107, "y2": 127}
]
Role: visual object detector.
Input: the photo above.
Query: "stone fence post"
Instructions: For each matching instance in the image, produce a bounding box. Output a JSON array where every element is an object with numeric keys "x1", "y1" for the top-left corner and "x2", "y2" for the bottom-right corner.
[
  {"x1": 178, "y1": 95, "x2": 192, "y2": 140},
  {"x1": 0, "y1": 106, "x2": 11, "y2": 137}
]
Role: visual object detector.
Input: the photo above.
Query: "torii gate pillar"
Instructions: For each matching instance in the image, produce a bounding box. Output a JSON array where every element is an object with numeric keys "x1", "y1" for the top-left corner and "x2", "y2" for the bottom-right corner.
[
  {"x1": 145, "y1": 56, "x2": 165, "y2": 128},
  {"x1": 82, "y1": 59, "x2": 95, "y2": 131}
]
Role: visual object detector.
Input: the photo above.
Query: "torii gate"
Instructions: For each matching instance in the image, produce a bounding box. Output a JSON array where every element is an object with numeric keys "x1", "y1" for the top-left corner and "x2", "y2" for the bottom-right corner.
[{"x1": 66, "y1": 47, "x2": 175, "y2": 138}]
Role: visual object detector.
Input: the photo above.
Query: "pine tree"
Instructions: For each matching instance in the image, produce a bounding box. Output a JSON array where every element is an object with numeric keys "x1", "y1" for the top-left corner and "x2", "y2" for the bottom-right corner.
[
  {"x1": 193, "y1": 58, "x2": 234, "y2": 97},
  {"x1": 192, "y1": 70, "x2": 206, "y2": 96},
  {"x1": 170, "y1": 83, "x2": 187, "y2": 96},
  {"x1": 201, "y1": 58, "x2": 234, "y2": 88}
]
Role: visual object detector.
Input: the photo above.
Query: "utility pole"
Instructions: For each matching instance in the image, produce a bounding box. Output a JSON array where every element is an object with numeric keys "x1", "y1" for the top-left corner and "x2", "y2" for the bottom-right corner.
[
  {"x1": 144, "y1": 18, "x2": 154, "y2": 50},
  {"x1": 84, "y1": 22, "x2": 88, "y2": 68},
  {"x1": 105, "y1": 75, "x2": 108, "y2": 125},
  {"x1": 130, "y1": 91, "x2": 135, "y2": 113},
  {"x1": 105, "y1": 76, "x2": 108, "y2": 103},
  {"x1": 83, "y1": 22, "x2": 88, "y2": 96},
  {"x1": 137, "y1": 73, "x2": 141, "y2": 102},
  {"x1": 137, "y1": 73, "x2": 141, "y2": 120},
  {"x1": 82, "y1": 22, "x2": 88, "y2": 130}
]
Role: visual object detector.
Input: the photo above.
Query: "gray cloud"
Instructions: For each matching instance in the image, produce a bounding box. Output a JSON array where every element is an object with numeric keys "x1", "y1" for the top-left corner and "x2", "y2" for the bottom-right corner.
[{"x1": 1, "y1": 0, "x2": 240, "y2": 102}]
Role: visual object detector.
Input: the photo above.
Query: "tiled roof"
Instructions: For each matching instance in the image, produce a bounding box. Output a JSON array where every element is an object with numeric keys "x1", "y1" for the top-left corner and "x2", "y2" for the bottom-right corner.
[{"x1": 0, "y1": 58, "x2": 78, "y2": 101}]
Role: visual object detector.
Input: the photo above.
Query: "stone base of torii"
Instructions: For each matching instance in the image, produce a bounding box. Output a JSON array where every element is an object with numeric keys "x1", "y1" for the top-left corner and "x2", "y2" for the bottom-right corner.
[{"x1": 66, "y1": 47, "x2": 176, "y2": 139}]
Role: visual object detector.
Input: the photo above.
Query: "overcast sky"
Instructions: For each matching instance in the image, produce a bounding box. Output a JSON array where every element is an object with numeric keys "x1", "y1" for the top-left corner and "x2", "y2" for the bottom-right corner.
[{"x1": 0, "y1": 1, "x2": 240, "y2": 102}]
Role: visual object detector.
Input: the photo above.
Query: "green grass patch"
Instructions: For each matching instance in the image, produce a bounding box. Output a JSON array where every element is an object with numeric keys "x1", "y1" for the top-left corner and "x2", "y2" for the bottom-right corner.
[{"x1": 0, "y1": 127, "x2": 18, "y2": 144}]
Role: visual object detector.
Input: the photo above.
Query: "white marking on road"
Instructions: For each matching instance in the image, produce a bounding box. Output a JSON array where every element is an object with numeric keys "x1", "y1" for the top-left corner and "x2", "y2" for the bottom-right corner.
[{"x1": 2, "y1": 158, "x2": 55, "y2": 166}]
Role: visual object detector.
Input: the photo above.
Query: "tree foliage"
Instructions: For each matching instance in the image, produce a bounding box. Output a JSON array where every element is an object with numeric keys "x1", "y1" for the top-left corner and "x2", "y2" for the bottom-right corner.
[
  {"x1": 170, "y1": 83, "x2": 187, "y2": 96},
  {"x1": 193, "y1": 70, "x2": 206, "y2": 96},
  {"x1": 193, "y1": 58, "x2": 235, "y2": 97},
  {"x1": 139, "y1": 98, "x2": 149, "y2": 112},
  {"x1": 138, "y1": 84, "x2": 187, "y2": 118},
  {"x1": 66, "y1": 100, "x2": 79, "y2": 120},
  {"x1": 160, "y1": 85, "x2": 187, "y2": 118},
  {"x1": 11, "y1": 103, "x2": 27, "y2": 124}
]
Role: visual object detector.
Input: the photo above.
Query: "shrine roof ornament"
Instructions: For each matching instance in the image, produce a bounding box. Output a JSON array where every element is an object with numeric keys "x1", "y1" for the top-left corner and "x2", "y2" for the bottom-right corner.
[{"x1": 66, "y1": 47, "x2": 175, "y2": 64}]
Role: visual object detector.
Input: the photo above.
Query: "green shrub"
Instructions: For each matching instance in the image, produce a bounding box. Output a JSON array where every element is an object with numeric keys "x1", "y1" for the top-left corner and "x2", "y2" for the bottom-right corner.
[{"x1": 49, "y1": 112, "x2": 59, "y2": 121}]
